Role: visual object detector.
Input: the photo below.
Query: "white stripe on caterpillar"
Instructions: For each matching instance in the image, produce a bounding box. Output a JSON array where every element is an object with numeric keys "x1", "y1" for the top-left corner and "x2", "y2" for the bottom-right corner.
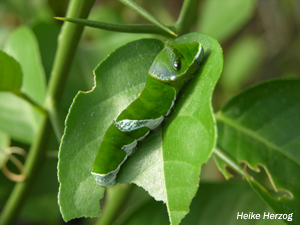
[
  {"x1": 113, "y1": 116, "x2": 164, "y2": 132},
  {"x1": 91, "y1": 154, "x2": 126, "y2": 187},
  {"x1": 121, "y1": 140, "x2": 137, "y2": 155},
  {"x1": 165, "y1": 96, "x2": 176, "y2": 116}
]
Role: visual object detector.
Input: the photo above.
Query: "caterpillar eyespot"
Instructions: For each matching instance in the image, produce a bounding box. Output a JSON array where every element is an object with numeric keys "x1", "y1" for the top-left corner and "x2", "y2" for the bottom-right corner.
[
  {"x1": 92, "y1": 41, "x2": 205, "y2": 188},
  {"x1": 173, "y1": 60, "x2": 182, "y2": 71}
]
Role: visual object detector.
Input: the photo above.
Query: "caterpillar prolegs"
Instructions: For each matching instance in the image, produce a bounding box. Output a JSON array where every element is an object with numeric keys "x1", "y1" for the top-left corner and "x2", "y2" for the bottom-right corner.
[{"x1": 92, "y1": 41, "x2": 204, "y2": 187}]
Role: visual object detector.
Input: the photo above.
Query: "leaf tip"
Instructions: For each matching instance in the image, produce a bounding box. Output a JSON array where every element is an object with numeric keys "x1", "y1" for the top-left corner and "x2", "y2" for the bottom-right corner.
[
  {"x1": 54, "y1": 17, "x2": 66, "y2": 21},
  {"x1": 169, "y1": 30, "x2": 178, "y2": 37}
]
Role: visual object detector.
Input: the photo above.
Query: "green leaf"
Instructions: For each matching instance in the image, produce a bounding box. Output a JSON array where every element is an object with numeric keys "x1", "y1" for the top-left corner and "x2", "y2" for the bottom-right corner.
[
  {"x1": 116, "y1": 181, "x2": 286, "y2": 225},
  {"x1": 216, "y1": 79, "x2": 300, "y2": 224},
  {"x1": 0, "y1": 26, "x2": 45, "y2": 143},
  {"x1": 58, "y1": 34, "x2": 222, "y2": 223},
  {"x1": 181, "y1": 181, "x2": 286, "y2": 225},
  {"x1": 58, "y1": 39, "x2": 165, "y2": 221},
  {"x1": 0, "y1": 50, "x2": 22, "y2": 93},
  {"x1": 0, "y1": 92, "x2": 41, "y2": 144},
  {"x1": 198, "y1": 0, "x2": 256, "y2": 42},
  {"x1": 117, "y1": 33, "x2": 223, "y2": 225},
  {"x1": 4, "y1": 26, "x2": 47, "y2": 106}
]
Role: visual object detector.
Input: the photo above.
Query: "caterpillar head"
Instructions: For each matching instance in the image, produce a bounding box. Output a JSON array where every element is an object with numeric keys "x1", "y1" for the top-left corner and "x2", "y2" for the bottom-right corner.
[{"x1": 149, "y1": 41, "x2": 204, "y2": 90}]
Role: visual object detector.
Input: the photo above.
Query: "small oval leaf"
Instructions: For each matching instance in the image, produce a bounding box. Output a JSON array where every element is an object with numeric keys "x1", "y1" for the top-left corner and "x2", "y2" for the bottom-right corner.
[
  {"x1": 4, "y1": 26, "x2": 46, "y2": 106},
  {"x1": 0, "y1": 50, "x2": 22, "y2": 93}
]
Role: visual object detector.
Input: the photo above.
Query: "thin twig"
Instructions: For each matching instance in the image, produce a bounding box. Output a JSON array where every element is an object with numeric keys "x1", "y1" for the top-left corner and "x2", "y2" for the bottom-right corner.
[{"x1": 55, "y1": 17, "x2": 175, "y2": 38}]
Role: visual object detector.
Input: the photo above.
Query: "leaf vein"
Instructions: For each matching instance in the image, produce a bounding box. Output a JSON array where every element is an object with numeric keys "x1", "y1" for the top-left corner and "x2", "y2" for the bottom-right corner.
[{"x1": 216, "y1": 112, "x2": 299, "y2": 166}]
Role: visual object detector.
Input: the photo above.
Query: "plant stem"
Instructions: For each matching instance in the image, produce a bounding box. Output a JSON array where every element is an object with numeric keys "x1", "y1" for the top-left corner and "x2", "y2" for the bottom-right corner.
[
  {"x1": 0, "y1": 116, "x2": 50, "y2": 225},
  {"x1": 55, "y1": 17, "x2": 175, "y2": 38},
  {"x1": 15, "y1": 92, "x2": 47, "y2": 116},
  {"x1": 96, "y1": 184, "x2": 133, "y2": 225},
  {"x1": 15, "y1": 88, "x2": 62, "y2": 143},
  {"x1": 15, "y1": 91, "x2": 63, "y2": 142},
  {"x1": 46, "y1": 101, "x2": 63, "y2": 142},
  {"x1": 176, "y1": 0, "x2": 201, "y2": 35},
  {"x1": 214, "y1": 147, "x2": 246, "y2": 178},
  {"x1": 0, "y1": 1, "x2": 95, "y2": 224},
  {"x1": 46, "y1": 1, "x2": 94, "y2": 103}
]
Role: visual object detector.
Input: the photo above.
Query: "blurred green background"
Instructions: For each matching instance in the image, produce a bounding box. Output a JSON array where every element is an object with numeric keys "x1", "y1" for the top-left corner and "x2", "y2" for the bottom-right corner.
[{"x1": 0, "y1": 0, "x2": 299, "y2": 224}]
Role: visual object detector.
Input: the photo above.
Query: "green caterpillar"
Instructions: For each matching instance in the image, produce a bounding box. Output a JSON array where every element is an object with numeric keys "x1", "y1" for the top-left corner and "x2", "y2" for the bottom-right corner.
[{"x1": 92, "y1": 41, "x2": 204, "y2": 187}]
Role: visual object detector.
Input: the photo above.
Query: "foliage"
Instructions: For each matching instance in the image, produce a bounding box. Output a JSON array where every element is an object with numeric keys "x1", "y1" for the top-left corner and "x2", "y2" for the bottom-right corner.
[{"x1": 0, "y1": 0, "x2": 299, "y2": 225}]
